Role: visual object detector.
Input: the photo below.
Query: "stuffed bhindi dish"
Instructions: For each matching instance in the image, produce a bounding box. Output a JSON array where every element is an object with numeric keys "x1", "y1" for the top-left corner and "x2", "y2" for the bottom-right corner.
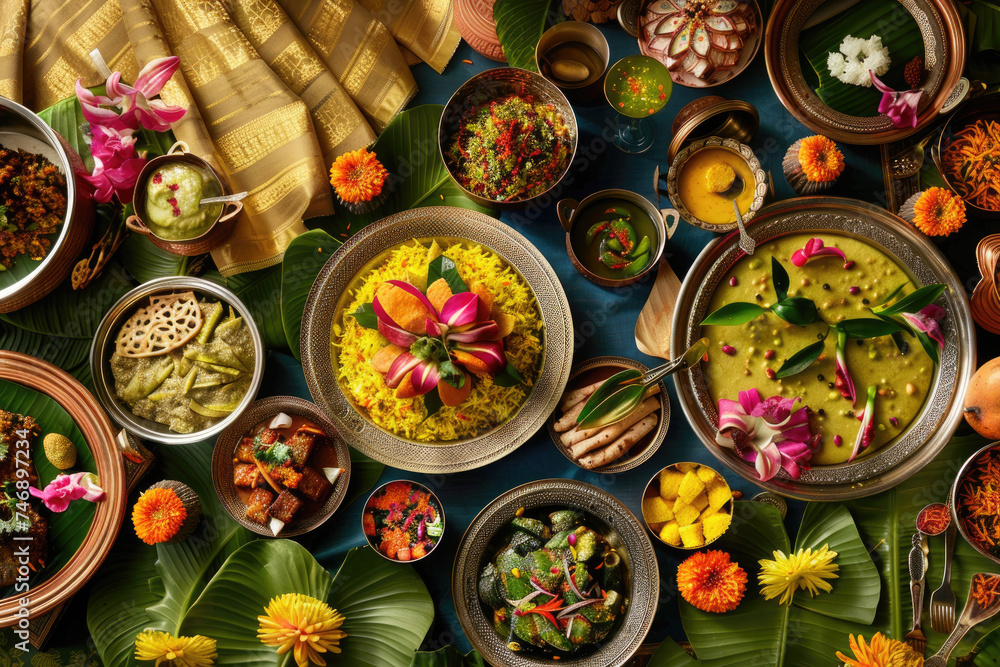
[
  {"x1": 109, "y1": 291, "x2": 255, "y2": 434},
  {"x1": 478, "y1": 508, "x2": 628, "y2": 657}
]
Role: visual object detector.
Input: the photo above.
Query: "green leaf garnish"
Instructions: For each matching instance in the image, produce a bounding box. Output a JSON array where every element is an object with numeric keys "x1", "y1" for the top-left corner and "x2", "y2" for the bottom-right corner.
[
  {"x1": 422, "y1": 388, "x2": 444, "y2": 422},
  {"x1": 838, "y1": 318, "x2": 905, "y2": 339},
  {"x1": 776, "y1": 339, "x2": 827, "y2": 378},
  {"x1": 874, "y1": 284, "x2": 946, "y2": 316},
  {"x1": 876, "y1": 281, "x2": 910, "y2": 307},
  {"x1": 254, "y1": 436, "x2": 292, "y2": 466},
  {"x1": 577, "y1": 383, "x2": 648, "y2": 430},
  {"x1": 772, "y1": 257, "x2": 790, "y2": 303},
  {"x1": 771, "y1": 297, "x2": 819, "y2": 326},
  {"x1": 576, "y1": 369, "x2": 642, "y2": 425},
  {"x1": 349, "y1": 303, "x2": 379, "y2": 329},
  {"x1": 427, "y1": 255, "x2": 468, "y2": 294},
  {"x1": 493, "y1": 362, "x2": 524, "y2": 387},
  {"x1": 915, "y1": 330, "x2": 940, "y2": 366},
  {"x1": 701, "y1": 302, "x2": 767, "y2": 326}
]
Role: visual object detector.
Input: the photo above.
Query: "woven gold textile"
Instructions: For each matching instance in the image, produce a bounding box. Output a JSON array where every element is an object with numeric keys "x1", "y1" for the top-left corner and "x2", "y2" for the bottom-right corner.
[{"x1": 0, "y1": 0, "x2": 456, "y2": 276}]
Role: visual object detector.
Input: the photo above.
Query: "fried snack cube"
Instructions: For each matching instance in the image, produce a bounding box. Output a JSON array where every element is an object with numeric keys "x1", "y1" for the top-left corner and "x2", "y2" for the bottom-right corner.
[
  {"x1": 643, "y1": 495, "x2": 674, "y2": 523},
  {"x1": 696, "y1": 465, "x2": 718, "y2": 484},
  {"x1": 690, "y1": 492, "x2": 709, "y2": 512},
  {"x1": 270, "y1": 465, "x2": 303, "y2": 490},
  {"x1": 679, "y1": 522, "x2": 705, "y2": 548},
  {"x1": 297, "y1": 467, "x2": 332, "y2": 502},
  {"x1": 233, "y1": 463, "x2": 260, "y2": 488},
  {"x1": 659, "y1": 521, "x2": 681, "y2": 546},
  {"x1": 672, "y1": 496, "x2": 688, "y2": 515},
  {"x1": 675, "y1": 502, "x2": 701, "y2": 527},
  {"x1": 659, "y1": 468, "x2": 685, "y2": 500},
  {"x1": 703, "y1": 512, "x2": 733, "y2": 542},
  {"x1": 235, "y1": 437, "x2": 256, "y2": 463},
  {"x1": 268, "y1": 490, "x2": 303, "y2": 524},
  {"x1": 678, "y1": 471, "x2": 706, "y2": 503},
  {"x1": 707, "y1": 481, "x2": 732, "y2": 510},
  {"x1": 287, "y1": 426, "x2": 323, "y2": 466},
  {"x1": 245, "y1": 487, "x2": 273, "y2": 525},
  {"x1": 700, "y1": 506, "x2": 719, "y2": 519},
  {"x1": 675, "y1": 462, "x2": 698, "y2": 473}
]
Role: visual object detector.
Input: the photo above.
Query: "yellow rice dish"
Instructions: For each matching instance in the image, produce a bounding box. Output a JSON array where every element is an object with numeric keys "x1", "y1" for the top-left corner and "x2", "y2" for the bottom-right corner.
[{"x1": 332, "y1": 238, "x2": 544, "y2": 441}]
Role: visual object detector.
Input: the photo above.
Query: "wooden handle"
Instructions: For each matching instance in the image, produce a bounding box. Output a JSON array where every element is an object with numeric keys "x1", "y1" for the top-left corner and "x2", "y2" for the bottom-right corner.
[
  {"x1": 660, "y1": 208, "x2": 681, "y2": 240},
  {"x1": 167, "y1": 140, "x2": 190, "y2": 155},
  {"x1": 556, "y1": 198, "x2": 578, "y2": 232},
  {"x1": 125, "y1": 214, "x2": 152, "y2": 235},
  {"x1": 218, "y1": 200, "x2": 243, "y2": 223}
]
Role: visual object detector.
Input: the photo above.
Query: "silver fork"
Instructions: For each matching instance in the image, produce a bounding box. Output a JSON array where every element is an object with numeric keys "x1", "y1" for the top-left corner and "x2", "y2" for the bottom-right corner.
[{"x1": 929, "y1": 520, "x2": 957, "y2": 633}]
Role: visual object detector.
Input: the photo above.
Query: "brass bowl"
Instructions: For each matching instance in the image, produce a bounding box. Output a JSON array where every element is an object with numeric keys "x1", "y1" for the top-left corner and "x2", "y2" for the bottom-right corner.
[
  {"x1": 300, "y1": 206, "x2": 573, "y2": 473},
  {"x1": 546, "y1": 356, "x2": 670, "y2": 472},
  {"x1": 764, "y1": 0, "x2": 965, "y2": 145},
  {"x1": 362, "y1": 479, "x2": 445, "y2": 563},
  {"x1": 0, "y1": 96, "x2": 95, "y2": 313},
  {"x1": 952, "y1": 441, "x2": 1000, "y2": 567},
  {"x1": 0, "y1": 352, "x2": 126, "y2": 622},
  {"x1": 438, "y1": 68, "x2": 578, "y2": 209},
  {"x1": 212, "y1": 396, "x2": 351, "y2": 538},
  {"x1": 534, "y1": 21, "x2": 610, "y2": 102},
  {"x1": 126, "y1": 141, "x2": 241, "y2": 256},
  {"x1": 931, "y1": 92, "x2": 1000, "y2": 219},
  {"x1": 670, "y1": 197, "x2": 975, "y2": 500},
  {"x1": 666, "y1": 136, "x2": 767, "y2": 233},
  {"x1": 641, "y1": 462, "x2": 734, "y2": 549},
  {"x1": 451, "y1": 479, "x2": 658, "y2": 666}
]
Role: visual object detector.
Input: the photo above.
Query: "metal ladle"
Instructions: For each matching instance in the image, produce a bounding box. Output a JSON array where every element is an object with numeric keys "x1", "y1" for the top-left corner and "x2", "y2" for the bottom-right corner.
[
  {"x1": 888, "y1": 134, "x2": 934, "y2": 180},
  {"x1": 718, "y1": 174, "x2": 756, "y2": 255},
  {"x1": 199, "y1": 190, "x2": 248, "y2": 206}
]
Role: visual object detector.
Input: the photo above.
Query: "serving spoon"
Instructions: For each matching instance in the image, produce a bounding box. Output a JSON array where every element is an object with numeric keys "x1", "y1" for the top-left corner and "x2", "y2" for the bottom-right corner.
[
  {"x1": 718, "y1": 174, "x2": 755, "y2": 255},
  {"x1": 199, "y1": 190, "x2": 248, "y2": 206},
  {"x1": 924, "y1": 572, "x2": 1000, "y2": 667},
  {"x1": 888, "y1": 135, "x2": 934, "y2": 180},
  {"x1": 905, "y1": 502, "x2": 951, "y2": 654}
]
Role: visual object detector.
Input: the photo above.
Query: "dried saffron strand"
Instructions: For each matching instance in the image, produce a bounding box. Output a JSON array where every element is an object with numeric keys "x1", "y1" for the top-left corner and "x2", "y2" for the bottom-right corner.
[
  {"x1": 942, "y1": 119, "x2": 1000, "y2": 211},
  {"x1": 958, "y1": 448, "x2": 1000, "y2": 555},
  {"x1": 972, "y1": 573, "x2": 1000, "y2": 608},
  {"x1": 916, "y1": 504, "x2": 950, "y2": 535}
]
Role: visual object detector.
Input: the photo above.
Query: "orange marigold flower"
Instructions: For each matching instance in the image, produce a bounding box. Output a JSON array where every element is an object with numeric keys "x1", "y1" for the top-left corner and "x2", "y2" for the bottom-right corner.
[
  {"x1": 912, "y1": 187, "x2": 966, "y2": 237},
  {"x1": 329, "y1": 148, "x2": 388, "y2": 204},
  {"x1": 676, "y1": 550, "x2": 747, "y2": 613},
  {"x1": 798, "y1": 135, "x2": 845, "y2": 183},
  {"x1": 835, "y1": 632, "x2": 922, "y2": 667},
  {"x1": 132, "y1": 487, "x2": 187, "y2": 545}
]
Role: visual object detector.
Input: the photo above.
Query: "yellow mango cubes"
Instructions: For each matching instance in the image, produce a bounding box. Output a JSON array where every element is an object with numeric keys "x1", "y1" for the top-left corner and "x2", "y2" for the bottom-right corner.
[{"x1": 644, "y1": 462, "x2": 734, "y2": 549}]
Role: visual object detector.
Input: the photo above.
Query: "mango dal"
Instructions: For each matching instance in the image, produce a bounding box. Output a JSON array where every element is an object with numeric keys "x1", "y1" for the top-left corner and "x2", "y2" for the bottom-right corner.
[{"x1": 701, "y1": 233, "x2": 934, "y2": 465}]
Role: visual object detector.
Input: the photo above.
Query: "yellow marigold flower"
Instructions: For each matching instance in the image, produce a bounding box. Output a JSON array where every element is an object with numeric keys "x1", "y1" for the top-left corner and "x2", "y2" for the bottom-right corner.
[
  {"x1": 329, "y1": 148, "x2": 388, "y2": 204},
  {"x1": 677, "y1": 550, "x2": 747, "y2": 613},
  {"x1": 258, "y1": 593, "x2": 347, "y2": 667},
  {"x1": 757, "y1": 544, "x2": 839, "y2": 605},
  {"x1": 132, "y1": 487, "x2": 187, "y2": 545},
  {"x1": 912, "y1": 187, "x2": 966, "y2": 237},
  {"x1": 798, "y1": 135, "x2": 845, "y2": 182},
  {"x1": 835, "y1": 632, "x2": 924, "y2": 667},
  {"x1": 134, "y1": 630, "x2": 217, "y2": 667}
]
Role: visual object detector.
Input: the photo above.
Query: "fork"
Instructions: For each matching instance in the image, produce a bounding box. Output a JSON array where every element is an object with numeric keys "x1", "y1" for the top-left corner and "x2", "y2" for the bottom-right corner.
[
  {"x1": 929, "y1": 520, "x2": 958, "y2": 634},
  {"x1": 924, "y1": 572, "x2": 1000, "y2": 666},
  {"x1": 903, "y1": 532, "x2": 928, "y2": 654}
]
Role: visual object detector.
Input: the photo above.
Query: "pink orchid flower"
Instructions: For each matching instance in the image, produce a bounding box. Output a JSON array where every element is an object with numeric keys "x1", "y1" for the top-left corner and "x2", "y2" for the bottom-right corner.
[
  {"x1": 107, "y1": 56, "x2": 187, "y2": 132},
  {"x1": 716, "y1": 389, "x2": 817, "y2": 481},
  {"x1": 849, "y1": 385, "x2": 878, "y2": 462},
  {"x1": 29, "y1": 472, "x2": 105, "y2": 513},
  {"x1": 82, "y1": 125, "x2": 147, "y2": 203},
  {"x1": 74, "y1": 75, "x2": 137, "y2": 133},
  {"x1": 901, "y1": 304, "x2": 946, "y2": 350},
  {"x1": 834, "y1": 328, "x2": 856, "y2": 406},
  {"x1": 870, "y1": 70, "x2": 923, "y2": 129},
  {"x1": 790, "y1": 238, "x2": 847, "y2": 268}
]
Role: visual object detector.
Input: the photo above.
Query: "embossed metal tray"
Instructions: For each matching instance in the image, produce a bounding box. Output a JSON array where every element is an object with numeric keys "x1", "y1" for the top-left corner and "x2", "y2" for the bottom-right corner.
[
  {"x1": 670, "y1": 197, "x2": 975, "y2": 500},
  {"x1": 452, "y1": 479, "x2": 658, "y2": 666},
  {"x1": 300, "y1": 207, "x2": 573, "y2": 474},
  {"x1": 764, "y1": 0, "x2": 965, "y2": 144}
]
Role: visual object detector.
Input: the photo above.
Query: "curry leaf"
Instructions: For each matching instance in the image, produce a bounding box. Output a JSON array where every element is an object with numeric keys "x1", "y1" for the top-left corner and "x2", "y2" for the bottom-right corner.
[
  {"x1": 771, "y1": 297, "x2": 819, "y2": 326},
  {"x1": 576, "y1": 368, "x2": 642, "y2": 425},
  {"x1": 838, "y1": 318, "x2": 905, "y2": 339},
  {"x1": 577, "y1": 383, "x2": 647, "y2": 430},
  {"x1": 350, "y1": 303, "x2": 379, "y2": 329},
  {"x1": 775, "y1": 339, "x2": 826, "y2": 378},
  {"x1": 427, "y1": 255, "x2": 468, "y2": 294},
  {"x1": 874, "y1": 284, "x2": 946, "y2": 316},
  {"x1": 916, "y1": 330, "x2": 940, "y2": 365},
  {"x1": 876, "y1": 281, "x2": 910, "y2": 307},
  {"x1": 771, "y1": 257, "x2": 789, "y2": 303},
  {"x1": 701, "y1": 302, "x2": 766, "y2": 326},
  {"x1": 423, "y1": 387, "x2": 444, "y2": 421},
  {"x1": 492, "y1": 361, "x2": 524, "y2": 387}
]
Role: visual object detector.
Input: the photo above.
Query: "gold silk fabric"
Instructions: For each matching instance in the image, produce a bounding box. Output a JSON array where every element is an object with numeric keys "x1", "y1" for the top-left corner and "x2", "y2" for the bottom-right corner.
[{"x1": 0, "y1": 0, "x2": 458, "y2": 276}]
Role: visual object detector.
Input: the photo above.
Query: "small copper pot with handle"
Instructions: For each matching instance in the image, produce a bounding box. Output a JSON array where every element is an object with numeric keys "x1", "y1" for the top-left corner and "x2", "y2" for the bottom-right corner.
[
  {"x1": 557, "y1": 188, "x2": 679, "y2": 287},
  {"x1": 126, "y1": 141, "x2": 242, "y2": 256}
]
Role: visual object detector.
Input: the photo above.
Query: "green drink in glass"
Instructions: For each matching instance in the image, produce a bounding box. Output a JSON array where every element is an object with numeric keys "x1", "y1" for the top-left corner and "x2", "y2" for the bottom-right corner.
[{"x1": 604, "y1": 55, "x2": 672, "y2": 154}]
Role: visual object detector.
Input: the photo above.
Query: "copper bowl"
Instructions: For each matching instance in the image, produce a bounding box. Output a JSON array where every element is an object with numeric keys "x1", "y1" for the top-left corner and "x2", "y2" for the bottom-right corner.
[
  {"x1": 126, "y1": 141, "x2": 241, "y2": 256},
  {"x1": 0, "y1": 351, "x2": 126, "y2": 623},
  {"x1": 0, "y1": 96, "x2": 94, "y2": 313},
  {"x1": 438, "y1": 68, "x2": 578, "y2": 209},
  {"x1": 212, "y1": 396, "x2": 351, "y2": 538},
  {"x1": 931, "y1": 92, "x2": 1000, "y2": 219}
]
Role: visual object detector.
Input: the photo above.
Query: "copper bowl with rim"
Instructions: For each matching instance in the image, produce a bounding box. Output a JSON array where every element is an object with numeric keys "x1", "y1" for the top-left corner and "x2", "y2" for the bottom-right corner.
[
  {"x1": 931, "y1": 92, "x2": 1000, "y2": 219},
  {"x1": 0, "y1": 96, "x2": 94, "y2": 313},
  {"x1": 952, "y1": 441, "x2": 1000, "y2": 566},
  {"x1": 126, "y1": 141, "x2": 241, "y2": 256},
  {"x1": 362, "y1": 479, "x2": 445, "y2": 563}
]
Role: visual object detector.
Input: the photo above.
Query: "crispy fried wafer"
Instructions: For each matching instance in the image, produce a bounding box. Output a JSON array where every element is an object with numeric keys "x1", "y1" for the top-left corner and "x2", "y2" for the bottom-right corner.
[{"x1": 116, "y1": 292, "x2": 203, "y2": 357}]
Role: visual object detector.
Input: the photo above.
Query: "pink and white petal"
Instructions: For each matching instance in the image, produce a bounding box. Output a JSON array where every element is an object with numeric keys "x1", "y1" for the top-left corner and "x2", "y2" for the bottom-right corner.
[
  {"x1": 754, "y1": 443, "x2": 782, "y2": 481},
  {"x1": 134, "y1": 56, "x2": 181, "y2": 96}
]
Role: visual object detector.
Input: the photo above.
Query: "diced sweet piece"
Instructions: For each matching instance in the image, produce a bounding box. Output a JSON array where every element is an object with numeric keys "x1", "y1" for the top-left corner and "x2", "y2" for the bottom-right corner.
[
  {"x1": 297, "y1": 467, "x2": 332, "y2": 502},
  {"x1": 672, "y1": 496, "x2": 689, "y2": 514},
  {"x1": 700, "y1": 506, "x2": 719, "y2": 519},
  {"x1": 659, "y1": 468, "x2": 685, "y2": 499},
  {"x1": 643, "y1": 495, "x2": 674, "y2": 523},
  {"x1": 679, "y1": 522, "x2": 705, "y2": 548},
  {"x1": 648, "y1": 521, "x2": 666, "y2": 533},
  {"x1": 675, "y1": 503, "x2": 700, "y2": 527},
  {"x1": 235, "y1": 437, "x2": 255, "y2": 463},
  {"x1": 690, "y1": 492, "x2": 709, "y2": 512},
  {"x1": 703, "y1": 512, "x2": 733, "y2": 542},
  {"x1": 268, "y1": 490, "x2": 303, "y2": 524},
  {"x1": 234, "y1": 462, "x2": 260, "y2": 488},
  {"x1": 675, "y1": 462, "x2": 698, "y2": 473},
  {"x1": 659, "y1": 521, "x2": 681, "y2": 546},
  {"x1": 245, "y1": 487, "x2": 273, "y2": 525},
  {"x1": 287, "y1": 426, "x2": 323, "y2": 465},
  {"x1": 678, "y1": 471, "x2": 706, "y2": 503},
  {"x1": 696, "y1": 466, "x2": 718, "y2": 484},
  {"x1": 708, "y1": 481, "x2": 732, "y2": 510}
]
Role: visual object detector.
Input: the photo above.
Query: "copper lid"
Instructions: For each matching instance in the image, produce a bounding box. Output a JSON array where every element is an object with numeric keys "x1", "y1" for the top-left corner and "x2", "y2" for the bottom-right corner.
[{"x1": 667, "y1": 96, "x2": 760, "y2": 162}]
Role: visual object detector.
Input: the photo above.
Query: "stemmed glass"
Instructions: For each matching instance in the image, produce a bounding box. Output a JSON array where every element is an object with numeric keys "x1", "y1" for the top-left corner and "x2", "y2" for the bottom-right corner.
[{"x1": 604, "y1": 55, "x2": 672, "y2": 154}]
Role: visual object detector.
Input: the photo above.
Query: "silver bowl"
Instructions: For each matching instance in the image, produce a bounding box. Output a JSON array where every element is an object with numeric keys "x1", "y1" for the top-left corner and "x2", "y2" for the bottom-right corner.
[
  {"x1": 300, "y1": 206, "x2": 573, "y2": 474},
  {"x1": 90, "y1": 276, "x2": 265, "y2": 445},
  {"x1": 438, "y1": 68, "x2": 578, "y2": 209},
  {"x1": 452, "y1": 479, "x2": 658, "y2": 666},
  {"x1": 952, "y1": 441, "x2": 1000, "y2": 566},
  {"x1": 671, "y1": 196, "x2": 975, "y2": 500},
  {"x1": 0, "y1": 95, "x2": 94, "y2": 313}
]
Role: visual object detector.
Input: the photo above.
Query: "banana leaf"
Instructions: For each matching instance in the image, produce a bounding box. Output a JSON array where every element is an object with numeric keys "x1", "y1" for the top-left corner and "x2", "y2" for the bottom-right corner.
[
  {"x1": 0, "y1": 379, "x2": 97, "y2": 599},
  {"x1": 410, "y1": 646, "x2": 486, "y2": 666},
  {"x1": 314, "y1": 105, "x2": 499, "y2": 238},
  {"x1": 226, "y1": 266, "x2": 287, "y2": 351},
  {"x1": 345, "y1": 447, "x2": 385, "y2": 508},
  {"x1": 119, "y1": 233, "x2": 190, "y2": 284},
  {"x1": 800, "y1": 0, "x2": 924, "y2": 117},
  {"x1": 493, "y1": 0, "x2": 551, "y2": 71},
  {"x1": 649, "y1": 639, "x2": 699, "y2": 666},
  {"x1": 179, "y1": 541, "x2": 434, "y2": 667},
  {"x1": 280, "y1": 229, "x2": 341, "y2": 360}
]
